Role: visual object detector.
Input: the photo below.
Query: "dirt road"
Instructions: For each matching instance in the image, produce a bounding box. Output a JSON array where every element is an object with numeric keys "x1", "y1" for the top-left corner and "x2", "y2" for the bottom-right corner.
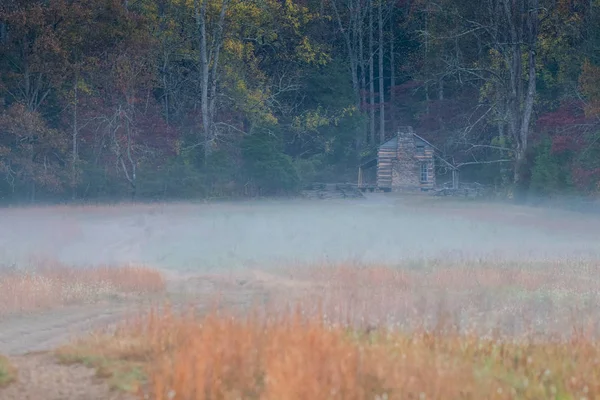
[{"x1": 0, "y1": 269, "x2": 284, "y2": 400}]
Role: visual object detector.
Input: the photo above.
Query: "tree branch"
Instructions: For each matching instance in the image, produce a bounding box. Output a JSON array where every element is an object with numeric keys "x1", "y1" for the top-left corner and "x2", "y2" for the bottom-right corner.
[
  {"x1": 459, "y1": 143, "x2": 516, "y2": 153},
  {"x1": 456, "y1": 159, "x2": 512, "y2": 168}
]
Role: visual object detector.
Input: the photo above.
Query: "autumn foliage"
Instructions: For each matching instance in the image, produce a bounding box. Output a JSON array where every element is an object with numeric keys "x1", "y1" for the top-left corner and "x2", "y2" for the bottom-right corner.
[{"x1": 2, "y1": 0, "x2": 600, "y2": 199}]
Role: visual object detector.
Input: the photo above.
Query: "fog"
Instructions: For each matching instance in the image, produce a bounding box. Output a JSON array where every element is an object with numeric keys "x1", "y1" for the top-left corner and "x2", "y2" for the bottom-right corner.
[{"x1": 2, "y1": 193, "x2": 600, "y2": 272}]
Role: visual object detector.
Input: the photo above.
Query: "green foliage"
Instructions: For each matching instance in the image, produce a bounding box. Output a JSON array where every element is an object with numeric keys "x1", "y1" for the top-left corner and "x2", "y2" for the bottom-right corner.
[
  {"x1": 293, "y1": 155, "x2": 323, "y2": 185},
  {"x1": 530, "y1": 138, "x2": 572, "y2": 197},
  {"x1": 241, "y1": 131, "x2": 300, "y2": 195}
]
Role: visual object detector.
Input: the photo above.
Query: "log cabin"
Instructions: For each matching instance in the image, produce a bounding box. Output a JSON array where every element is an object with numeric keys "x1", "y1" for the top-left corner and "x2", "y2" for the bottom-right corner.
[{"x1": 358, "y1": 126, "x2": 458, "y2": 192}]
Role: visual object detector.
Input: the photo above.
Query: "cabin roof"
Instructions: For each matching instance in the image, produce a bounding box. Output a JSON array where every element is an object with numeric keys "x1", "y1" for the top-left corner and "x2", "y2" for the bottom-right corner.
[
  {"x1": 379, "y1": 132, "x2": 435, "y2": 151},
  {"x1": 359, "y1": 131, "x2": 458, "y2": 170},
  {"x1": 413, "y1": 133, "x2": 442, "y2": 153},
  {"x1": 380, "y1": 136, "x2": 398, "y2": 149}
]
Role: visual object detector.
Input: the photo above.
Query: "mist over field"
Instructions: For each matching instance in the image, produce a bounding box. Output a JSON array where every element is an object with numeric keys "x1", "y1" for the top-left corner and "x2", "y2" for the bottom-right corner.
[
  {"x1": 2, "y1": 195, "x2": 600, "y2": 273},
  {"x1": 4, "y1": 0, "x2": 600, "y2": 396}
]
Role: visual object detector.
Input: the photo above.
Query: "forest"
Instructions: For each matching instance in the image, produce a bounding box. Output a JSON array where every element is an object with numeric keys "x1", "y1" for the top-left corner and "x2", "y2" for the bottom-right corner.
[{"x1": 0, "y1": 0, "x2": 599, "y2": 203}]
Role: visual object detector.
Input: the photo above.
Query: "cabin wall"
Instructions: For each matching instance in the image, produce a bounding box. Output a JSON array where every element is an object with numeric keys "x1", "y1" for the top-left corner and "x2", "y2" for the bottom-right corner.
[
  {"x1": 364, "y1": 127, "x2": 438, "y2": 192},
  {"x1": 376, "y1": 146, "x2": 395, "y2": 189}
]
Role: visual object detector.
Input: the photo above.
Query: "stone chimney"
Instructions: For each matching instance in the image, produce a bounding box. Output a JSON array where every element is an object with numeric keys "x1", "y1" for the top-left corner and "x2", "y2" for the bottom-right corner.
[
  {"x1": 396, "y1": 126, "x2": 415, "y2": 157},
  {"x1": 393, "y1": 125, "x2": 419, "y2": 190}
]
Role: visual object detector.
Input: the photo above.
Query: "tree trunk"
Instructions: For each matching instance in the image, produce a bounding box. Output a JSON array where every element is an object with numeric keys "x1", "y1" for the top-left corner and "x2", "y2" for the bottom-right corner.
[
  {"x1": 194, "y1": 0, "x2": 229, "y2": 162},
  {"x1": 424, "y1": 6, "x2": 430, "y2": 114},
  {"x1": 389, "y1": 4, "x2": 395, "y2": 133},
  {"x1": 368, "y1": 0, "x2": 375, "y2": 144},
  {"x1": 359, "y1": 5, "x2": 366, "y2": 140},
  {"x1": 208, "y1": 0, "x2": 228, "y2": 136},
  {"x1": 195, "y1": 0, "x2": 211, "y2": 160},
  {"x1": 71, "y1": 72, "x2": 78, "y2": 200},
  {"x1": 162, "y1": 54, "x2": 169, "y2": 125},
  {"x1": 504, "y1": 0, "x2": 538, "y2": 199},
  {"x1": 123, "y1": 116, "x2": 137, "y2": 200},
  {"x1": 331, "y1": 0, "x2": 361, "y2": 110},
  {"x1": 330, "y1": 0, "x2": 366, "y2": 152},
  {"x1": 378, "y1": 0, "x2": 385, "y2": 143},
  {"x1": 517, "y1": 0, "x2": 538, "y2": 180}
]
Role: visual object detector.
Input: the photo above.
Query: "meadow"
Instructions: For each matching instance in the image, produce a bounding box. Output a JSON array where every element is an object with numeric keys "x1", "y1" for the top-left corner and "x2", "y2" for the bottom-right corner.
[
  {"x1": 0, "y1": 260, "x2": 165, "y2": 315},
  {"x1": 1, "y1": 195, "x2": 600, "y2": 399},
  {"x1": 55, "y1": 261, "x2": 600, "y2": 399}
]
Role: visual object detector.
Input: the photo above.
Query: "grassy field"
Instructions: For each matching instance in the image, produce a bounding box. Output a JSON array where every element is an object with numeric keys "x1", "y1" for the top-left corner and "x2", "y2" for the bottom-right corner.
[
  {"x1": 0, "y1": 260, "x2": 165, "y2": 315},
  {"x1": 64, "y1": 310, "x2": 600, "y2": 400},
  {"x1": 52, "y1": 261, "x2": 600, "y2": 400},
  {"x1": 2, "y1": 197, "x2": 600, "y2": 398}
]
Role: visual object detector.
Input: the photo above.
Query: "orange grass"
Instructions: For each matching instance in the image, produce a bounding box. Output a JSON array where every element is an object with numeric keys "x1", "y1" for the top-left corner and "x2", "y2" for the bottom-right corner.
[
  {"x1": 54, "y1": 262, "x2": 600, "y2": 398},
  {"x1": 60, "y1": 304, "x2": 600, "y2": 400},
  {"x1": 0, "y1": 261, "x2": 165, "y2": 314}
]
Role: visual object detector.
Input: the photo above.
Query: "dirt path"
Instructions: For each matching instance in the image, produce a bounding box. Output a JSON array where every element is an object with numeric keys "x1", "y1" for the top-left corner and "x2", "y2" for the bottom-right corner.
[
  {"x1": 0, "y1": 302, "x2": 139, "y2": 356},
  {"x1": 0, "y1": 300, "x2": 143, "y2": 400},
  {"x1": 0, "y1": 269, "x2": 298, "y2": 400},
  {"x1": 0, "y1": 353, "x2": 133, "y2": 400}
]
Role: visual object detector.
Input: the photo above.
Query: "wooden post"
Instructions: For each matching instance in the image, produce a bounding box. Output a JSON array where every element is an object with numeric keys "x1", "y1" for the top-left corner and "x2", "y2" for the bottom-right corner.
[
  {"x1": 452, "y1": 169, "x2": 459, "y2": 189},
  {"x1": 358, "y1": 166, "x2": 363, "y2": 188}
]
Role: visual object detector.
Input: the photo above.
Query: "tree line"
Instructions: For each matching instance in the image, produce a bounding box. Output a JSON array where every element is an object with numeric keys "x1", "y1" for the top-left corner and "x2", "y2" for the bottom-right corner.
[{"x1": 0, "y1": 0, "x2": 599, "y2": 203}]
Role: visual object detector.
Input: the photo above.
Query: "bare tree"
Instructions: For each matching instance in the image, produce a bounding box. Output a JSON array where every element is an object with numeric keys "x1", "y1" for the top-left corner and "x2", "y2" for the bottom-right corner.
[
  {"x1": 368, "y1": 0, "x2": 375, "y2": 144},
  {"x1": 194, "y1": 0, "x2": 229, "y2": 160},
  {"x1": 504, "y1": 0, "x2": 539, "y2": 189},
  {"x1": 358, "y1": 1, "x2": 366, "y2": 117},
  {"x1": 330, "y1": 0, "x2": 362, "y2": 109},
  {"x1": 422, "y1": 0, "x2": 542, "y2": 192},
  {"x1": 100, "y1": 104, "x2": 138, "y2": 200},
  {"x1": 378, "y1": 0, "x2": 385, "y2": 143},
  {"x1": 71, "y1": 72, "x2": 79, "y2": 199},
  {"x1": 330, "y1": 0, "x2": 372, "y2": 150},
  {"x1": 389, "y1": 2, "x2": 396, "y2": 133}
]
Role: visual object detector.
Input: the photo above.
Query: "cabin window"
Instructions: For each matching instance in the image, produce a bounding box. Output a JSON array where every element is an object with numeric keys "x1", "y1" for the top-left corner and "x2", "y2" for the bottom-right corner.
[
  {"x1": 420, "y1": 162, "x2": 429, "y2": 183},
  {"x1": 416, "y1": 143, "x2": 425, "y2": 154}
]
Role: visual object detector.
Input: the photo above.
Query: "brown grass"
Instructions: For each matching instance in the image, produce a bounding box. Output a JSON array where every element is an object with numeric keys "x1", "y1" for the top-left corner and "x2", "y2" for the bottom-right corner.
[
  {"x1": 54, "y1": 262, "x2": 600, "y2": 399},
  {"x1": 56, "y1": 303, "x2": 600, "y2": 400},
  {"x1": 0, "y1": 355, "x2": 16, "y2": 387},
  {"x1": 0, "y1": 261, "x2": 165, "y2": 315},
  {"x1": 271, "y1": 262, "x2": 600, "y2": 338}
]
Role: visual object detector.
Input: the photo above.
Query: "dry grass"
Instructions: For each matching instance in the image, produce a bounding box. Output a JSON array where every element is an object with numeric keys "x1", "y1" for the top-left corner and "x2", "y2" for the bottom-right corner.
[
  {"x1": 56, "y1": 338, "x2": 147, "y2": 393},
  {"x1": 146, "y1": 312, "x2": 600, "y2": 400},
  {"x1": 0, "y1": 355, "x2": 16, "y2": 387},
  {"x1": 51, "y1": 262, "x2": 600, "y2": 399},
  {"x1": 0, "y1": 260, "x2": 165, "y2": 315},
  {"x1": 272, "y1": 261, "x2": 600, "y2": 338},
  {"x1": 56, "y1": 303, "x2": 600, "y2": 400}
]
